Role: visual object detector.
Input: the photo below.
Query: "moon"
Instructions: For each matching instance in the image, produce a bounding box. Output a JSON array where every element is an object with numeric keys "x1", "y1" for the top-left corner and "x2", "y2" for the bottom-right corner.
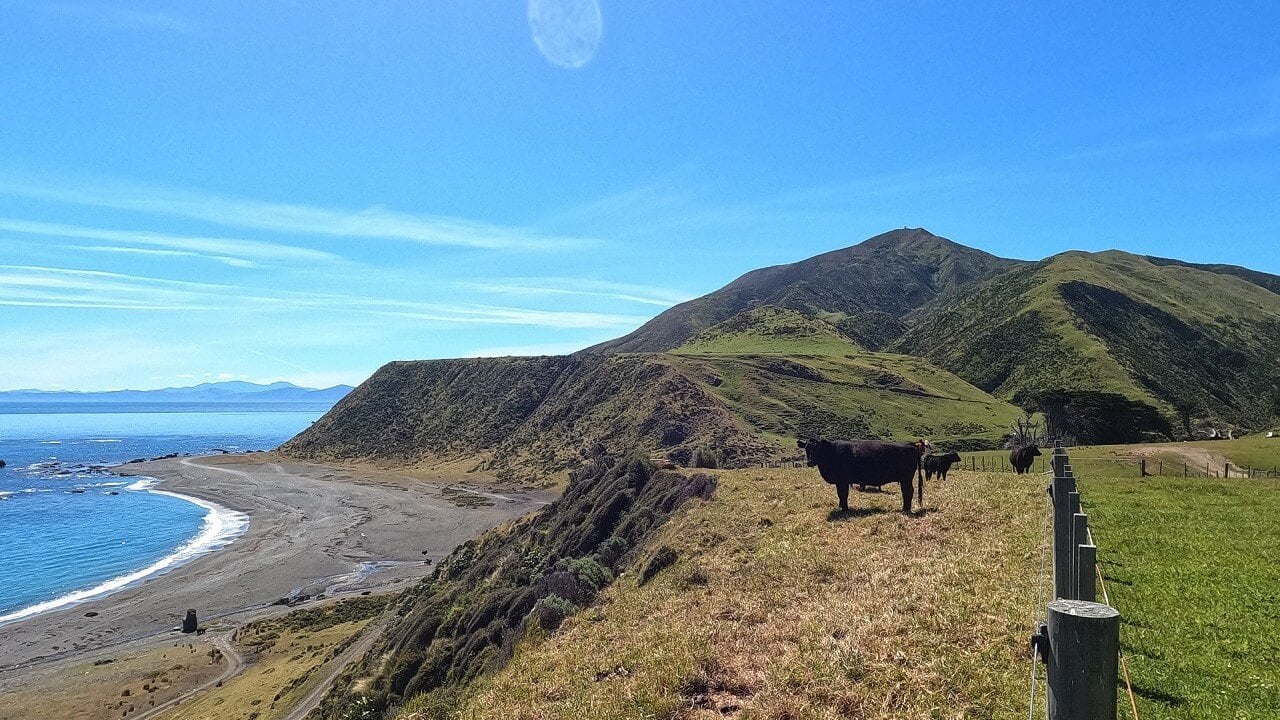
[{"x1": 527, "y1": 0, "x2": 603, "y2": 69}]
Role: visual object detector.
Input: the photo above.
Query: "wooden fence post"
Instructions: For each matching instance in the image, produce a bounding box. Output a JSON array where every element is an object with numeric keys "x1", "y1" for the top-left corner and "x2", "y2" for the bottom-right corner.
[
  {"x1": 1046, "y1": 599, "x2": 1120, "y2": 720},
  {"x1": 1052, "y1": 448, "x2": 1077, "y2": 600},
  {"x1": 1076, "y1": 543, "x2": 1097, "y2": 602},
  {"x1": 1071, "y1": 512, "x2": 1088, "y2": 600}
]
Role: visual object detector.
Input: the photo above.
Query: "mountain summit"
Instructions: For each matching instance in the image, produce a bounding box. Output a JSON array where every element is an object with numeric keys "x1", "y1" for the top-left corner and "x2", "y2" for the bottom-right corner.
[{"x1": 587, "y1": 228, "x2": 1020, "y2": 353}]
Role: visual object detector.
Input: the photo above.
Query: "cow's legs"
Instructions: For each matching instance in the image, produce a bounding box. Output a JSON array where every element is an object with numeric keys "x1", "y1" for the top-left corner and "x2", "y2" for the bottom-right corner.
[
  {"x1": 900, "y1": 476, "x2": 914, "y2": 513},
  {"x1": 836, "y1": 481, "x2": 850, "y2": 511},
  {"x1": 917, "y1": 467, "x2": 924, "y2": 510}
]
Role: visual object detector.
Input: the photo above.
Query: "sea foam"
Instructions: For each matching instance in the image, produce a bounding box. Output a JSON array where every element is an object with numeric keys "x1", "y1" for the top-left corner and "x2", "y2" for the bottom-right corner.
[{"x1": 0, "y1": 479, "x2": 249, "y2": 627}]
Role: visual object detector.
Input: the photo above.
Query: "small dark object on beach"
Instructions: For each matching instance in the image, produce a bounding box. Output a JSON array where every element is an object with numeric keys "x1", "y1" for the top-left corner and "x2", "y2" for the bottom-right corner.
[
  {"x1": 85, "y1": 611, "x2": 99, "y2": 617},
  {"x1": 93, "y1": 658, "x2": 115, "y2": 666},
  {"x1": 182, "y1": 609, "x2": 197, "y2": 633},
  {"x1": 361, "y1": 590, "x2": 372, "y2": 595}
]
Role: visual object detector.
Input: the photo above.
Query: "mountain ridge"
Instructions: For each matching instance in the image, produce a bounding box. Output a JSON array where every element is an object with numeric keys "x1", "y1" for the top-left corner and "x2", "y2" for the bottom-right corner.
[
  {"x1": 0, "y1": 380, "x2": 354, "y2": 404},
  {"x1": 586, "y1": 228, "x2": 1023, "y2": 353}
]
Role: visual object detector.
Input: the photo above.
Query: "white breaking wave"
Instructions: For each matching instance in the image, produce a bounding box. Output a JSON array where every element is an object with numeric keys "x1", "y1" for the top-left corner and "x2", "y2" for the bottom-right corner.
[{"x1": 0, "y1": 478, "x2": 249, "y2": 627}]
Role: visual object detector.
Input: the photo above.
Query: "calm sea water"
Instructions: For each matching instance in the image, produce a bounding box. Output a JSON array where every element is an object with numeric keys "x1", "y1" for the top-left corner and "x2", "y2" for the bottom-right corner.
[{"x1": 0, "y1": 404, "x2": 325, "y2": 623}]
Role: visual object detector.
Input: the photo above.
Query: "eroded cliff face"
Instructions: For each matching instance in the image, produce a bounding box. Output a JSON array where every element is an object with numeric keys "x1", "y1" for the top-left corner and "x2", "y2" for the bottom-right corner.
[
  {"x1": 280, "y1": 354, "x2": 774, "y2": 481},
  {"x1": 314, "y1": 456, "x2": 718, "y2": 719}
]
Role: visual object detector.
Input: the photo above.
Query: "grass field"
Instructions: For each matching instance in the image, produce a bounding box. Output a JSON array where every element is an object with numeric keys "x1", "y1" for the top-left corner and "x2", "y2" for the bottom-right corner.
[
  {"x1": 398, "y1": 466, "x2": 1047, "y2": 720},
  {"x1": 670, "y1": 306, "x2": 1023, "y2": 447},
  {"x1": 0, "y1": 641, "x2": 225, "y2": 720},
  {"x1": 1079, "y1": 474, "x2": 1280, "y2": 719},
  {"x1": 159, "y1": 596, "x2": 386, "y2": 720},
  {"x1": 940, "y1": 437, "x2": 1280, "y2": 479}
]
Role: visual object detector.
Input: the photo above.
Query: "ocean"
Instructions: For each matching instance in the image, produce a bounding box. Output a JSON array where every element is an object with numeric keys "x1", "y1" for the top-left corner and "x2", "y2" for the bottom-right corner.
[{"x1": 0, "y1": 404, "x2": 326, "y2": 624}]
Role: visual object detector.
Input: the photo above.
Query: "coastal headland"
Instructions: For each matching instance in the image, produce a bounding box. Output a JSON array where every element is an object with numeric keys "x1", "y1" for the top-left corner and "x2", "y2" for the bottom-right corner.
[{"x1": 0, "y1": 452, "x2": 550, "y2": 716}]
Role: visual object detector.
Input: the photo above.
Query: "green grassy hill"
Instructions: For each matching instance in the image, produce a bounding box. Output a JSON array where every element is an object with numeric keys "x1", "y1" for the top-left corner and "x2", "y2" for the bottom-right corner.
[
  {"x1": 586, "y1": 228, "x2": 1020, "y2": 353},
  {"x1": 282, "y1": 307, "x2": 1023, "y2": 482},
  {"x1": 669, "y1": 306, "x2": 1022, "y2": 448},
  {"x1": 892, "y1": 250, "x2": 1280, "y2": 431},
  {"x1": 281, "y1": 354, "x2": 775, "y2": 482}
]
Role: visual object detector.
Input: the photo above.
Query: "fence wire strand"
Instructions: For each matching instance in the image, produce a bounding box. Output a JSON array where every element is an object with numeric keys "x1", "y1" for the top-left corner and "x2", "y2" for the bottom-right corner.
[
  {"x1": 1028, "y1": 503, "x2": 1052, "y2": 719},
  {"x1": 1092, "y1": 535, "x2": 1141, "y2": 720}
]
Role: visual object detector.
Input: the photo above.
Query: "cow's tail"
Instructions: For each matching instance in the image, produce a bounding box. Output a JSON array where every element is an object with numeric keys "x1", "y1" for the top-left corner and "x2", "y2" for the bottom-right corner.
[{"x1": 917, "y1": 462, "x2": 924, "y2": 508}]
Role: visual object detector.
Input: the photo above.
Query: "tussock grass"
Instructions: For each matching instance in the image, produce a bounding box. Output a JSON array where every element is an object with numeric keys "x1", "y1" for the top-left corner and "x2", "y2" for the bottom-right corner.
[
  {"x1": 420, "y1": 467, "x2": 1045, "y2": 719},
  {"x1": 1081, "y1": 474, "x2": 1280, "y2": 719}
]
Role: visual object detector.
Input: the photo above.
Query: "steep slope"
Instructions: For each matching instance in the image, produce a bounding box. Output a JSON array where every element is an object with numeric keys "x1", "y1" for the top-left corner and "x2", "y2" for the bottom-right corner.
[
  {"x1": 315, "y1": 456, "x2": 719, "y2": 720},
  {"x1": 281, "y1": 355, "x2": 773, "y2": 481},
  {"x1": 894, "y1": 250, "x2": 1280, "y2": 430},
  {"x1": 669, "y1": 306, "x2": 1023, "y2": 448},
  {"x1": 587, "y1": 228, "x2": 1021, "y2": 353},
  {"x1": 383, "y1": 464, "x2": 1044, "y2": 720}
]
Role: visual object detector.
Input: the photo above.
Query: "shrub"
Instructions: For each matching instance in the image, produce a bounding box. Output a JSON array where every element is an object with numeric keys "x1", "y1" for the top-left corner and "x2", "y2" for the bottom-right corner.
[
  {"x1": 692, "y1": 445, "x2": 720, "y2": 469},
  {"x1": 561, "y1": 556, "x2": 614, "y2": 592},
  {"x1": 531, "y1": 595, "x2": 577, "y2": 632}
]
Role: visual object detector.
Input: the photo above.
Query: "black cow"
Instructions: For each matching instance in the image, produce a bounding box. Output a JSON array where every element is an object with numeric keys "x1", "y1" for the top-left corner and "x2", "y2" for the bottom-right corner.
[
  {"x1": 1010, "y1": 444, "x2": 1041, "y2": 474},
  {"x1": 797, "y1": 438, "x2": 925, "y2": 514},
  {"x1": 923, "y1": 451, "x2": 962, "y2": 481}
]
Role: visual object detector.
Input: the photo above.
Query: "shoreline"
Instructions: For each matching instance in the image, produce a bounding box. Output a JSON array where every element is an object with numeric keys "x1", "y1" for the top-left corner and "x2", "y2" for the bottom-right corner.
[
  {"x1": 0, "y1": 476, "x2": 250, "y2": 627},
  {"x1": 0, "y1": 452, "x2": 550, "y2": 675}
]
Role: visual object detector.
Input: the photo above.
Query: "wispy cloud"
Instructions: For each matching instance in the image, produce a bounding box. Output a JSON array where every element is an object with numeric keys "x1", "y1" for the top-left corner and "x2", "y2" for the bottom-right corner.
[
  {"x1": 458, "y1": 277, "x2": 694, "y2": 307},
  {"x1": 464, "y1": 341, "x2": 593, "y2": 358},
  {"x1": 374, "y1": 305, "x2": 645, "y2": 329},
  {"x1": 547, "y1": 166, "x2": 993, "y2": 241},
  {"x1": 0, "y1": 175, "x2": 596, "y2": 251},
  {"x1": 0, "y1": 217, "x2": 341, "y2": 268},
  {"x1": 47, "y1": 4, "x2": 194, "y2": 34},
  {"x1": 1061, "y1": 77, "x2": 1280, "y2": 162},
  {"x1": 0, "y1": 264, "x2": 646, "y2": 328}
]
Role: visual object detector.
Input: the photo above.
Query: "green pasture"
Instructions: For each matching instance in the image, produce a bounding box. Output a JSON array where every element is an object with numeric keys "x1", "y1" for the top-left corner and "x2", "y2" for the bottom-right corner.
[{"x1": 1077, "y1": 468, "x2": 1280, "y2": 718}]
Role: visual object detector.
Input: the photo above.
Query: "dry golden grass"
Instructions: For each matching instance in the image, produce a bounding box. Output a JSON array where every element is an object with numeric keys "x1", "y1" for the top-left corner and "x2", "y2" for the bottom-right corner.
[
  {"x1": 0, "y1": 641, "x2": 224, "y2": 720},
  {"x1": 406, "y1": 466, "x2": 1046, "y2": 720},
  {"x1": 158, "y1": 618, "x2": 371, "y2": 720}
]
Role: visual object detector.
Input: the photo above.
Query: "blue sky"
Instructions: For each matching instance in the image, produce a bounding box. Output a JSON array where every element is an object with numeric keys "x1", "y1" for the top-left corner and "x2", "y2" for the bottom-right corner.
[{"x1": 1, "y1": 1, "x2": 1277, "y2": 391}]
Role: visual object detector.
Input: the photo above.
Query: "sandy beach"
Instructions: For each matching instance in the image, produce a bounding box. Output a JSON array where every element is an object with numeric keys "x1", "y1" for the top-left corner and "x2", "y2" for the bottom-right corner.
[{"x1": 0, "y1": 452, "x2": 550, "y2": 675}]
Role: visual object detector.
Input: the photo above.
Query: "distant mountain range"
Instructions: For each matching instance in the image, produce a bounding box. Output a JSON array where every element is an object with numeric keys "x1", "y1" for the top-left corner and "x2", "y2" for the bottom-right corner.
[{"x1": 0, "y1": 381, "x2": 354, "y2": 404}]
